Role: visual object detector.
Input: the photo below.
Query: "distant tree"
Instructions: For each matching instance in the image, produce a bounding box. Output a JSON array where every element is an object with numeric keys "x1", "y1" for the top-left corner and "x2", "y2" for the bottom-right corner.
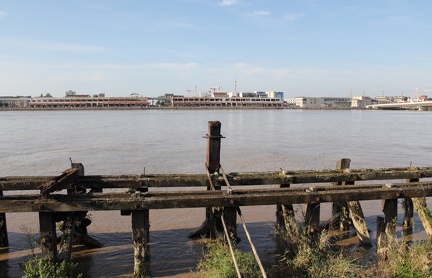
[{"x1": 45, "y1": 93, "x2": 52, "y2": 97}]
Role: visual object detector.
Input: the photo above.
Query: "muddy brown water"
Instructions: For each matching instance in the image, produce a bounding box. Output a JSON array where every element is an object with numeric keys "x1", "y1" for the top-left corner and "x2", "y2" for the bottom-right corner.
[{"x1": 1, "y1": 109, "x2": 432, "y2": 277}]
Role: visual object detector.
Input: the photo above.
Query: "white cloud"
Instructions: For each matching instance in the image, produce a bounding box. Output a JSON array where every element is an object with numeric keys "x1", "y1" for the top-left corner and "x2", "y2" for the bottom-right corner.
[
  {"x1": 219, "y1": 0, "x2": 240, "y2": 6},
  {"x1": 0, "y1": 11, "x2": 7, "y2": 18},
  {"x1": 247, "y1": 10, "x2": 271, "y2": 17}
]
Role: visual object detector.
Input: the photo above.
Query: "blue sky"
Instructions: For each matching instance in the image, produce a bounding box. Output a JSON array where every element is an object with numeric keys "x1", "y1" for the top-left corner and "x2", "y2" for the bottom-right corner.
[{"x1": 0, "y1": 0, "x2": 431, "y2": 98}]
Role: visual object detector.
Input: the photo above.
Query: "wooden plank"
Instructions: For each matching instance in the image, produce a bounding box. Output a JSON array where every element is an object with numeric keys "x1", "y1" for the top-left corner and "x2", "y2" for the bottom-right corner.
[
  {"x1": 3, "y1": 166, "x2": 432, "y2": 190},
  {"x1": 2, "y1": 181, "x2": 432, "y2": 212},
  {"x1": 38, "y1": 167, "x2": 80, "y2": 197}
]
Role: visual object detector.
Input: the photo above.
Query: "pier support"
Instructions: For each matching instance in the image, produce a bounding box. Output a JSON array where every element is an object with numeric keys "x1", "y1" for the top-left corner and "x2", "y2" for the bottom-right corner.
[
  {"x1": 0, "y1": 190, "x2": 8, "y2": 247},
  {"x1": 39, "y1": 212, "x2": 58, "y2": 262},
  {"x1": 132, "y1": 210, "x2": 150, "y2": 277},
  {"x1": 332, "y1": 158, "x2": 371, "y2": 246}
]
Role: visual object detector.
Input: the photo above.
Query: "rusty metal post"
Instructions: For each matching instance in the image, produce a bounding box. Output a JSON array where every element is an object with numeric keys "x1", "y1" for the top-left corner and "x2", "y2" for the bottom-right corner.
[
  {"x1": 0, "y1": 190, "x2": 8, "y2": 247},
  {"x1": 206, "y1": 121, "x2": 222, "y2": 174}
]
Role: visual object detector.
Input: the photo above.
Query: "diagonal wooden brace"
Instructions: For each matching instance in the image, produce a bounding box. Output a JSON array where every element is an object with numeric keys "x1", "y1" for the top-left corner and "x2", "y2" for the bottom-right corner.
[{"x1": 38, "y1": 168, "x2": 80, "y2": 198}]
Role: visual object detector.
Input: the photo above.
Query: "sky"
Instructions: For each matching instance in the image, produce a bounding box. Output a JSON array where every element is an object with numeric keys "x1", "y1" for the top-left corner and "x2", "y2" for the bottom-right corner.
[{"x1": 0, "y1": 0, "x2": 431, "y2": 98}]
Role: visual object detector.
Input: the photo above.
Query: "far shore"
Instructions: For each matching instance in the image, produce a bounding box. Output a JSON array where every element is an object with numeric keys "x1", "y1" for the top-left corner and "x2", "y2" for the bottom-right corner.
[{"x1": 0, "y1": 106, "x2": 367, "y2": 111}]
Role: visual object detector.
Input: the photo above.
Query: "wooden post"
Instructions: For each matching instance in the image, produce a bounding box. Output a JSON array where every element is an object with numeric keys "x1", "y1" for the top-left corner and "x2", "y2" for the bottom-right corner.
[
  {"x1": 276, "y1": 183, "x2": 295, "y2": 228},
  {"x1": 333, "y1": 158, "x2": 371, "y2": 246},
  {"x1": 304, "y1": 190, "x2": 320, "y2": 234},
  {"x1": 382, "y1": 186, "x2": 398, "y2": 237},
  {"x1": 0, "y1": 190, "x2": 8, "y2": 247},
  {"x1": 39, "y1": 212, "x2": 58, "y2": 262},
  {"x1": 58, "y1": 214, "x2": 76, "y2": 261},
  {"x1": 376, "y1": 216, "x2": 387, "y2": 256},
  {"x1": 332, "y1": 158, "x2": 351, "y2": 230},
  {"x1": 412, "y1": 197, "x2": 432, "y2": 239},
  {"x1": 132, "y1": 210, "x2": 150, "y2": 277}
]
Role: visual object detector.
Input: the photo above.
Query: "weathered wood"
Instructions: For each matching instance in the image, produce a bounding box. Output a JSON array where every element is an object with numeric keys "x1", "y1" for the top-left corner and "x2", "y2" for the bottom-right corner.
[
  {"x1": 376, "y1": 216, "x2": 387, "y2": 255},
  {"x1": 58, "y1": 215, "x2": 75, "y2": 261},
  {"x1": 0, "y1": 190, "x2": 8, "y2": 247},
  {"x1": 39, "y1": 212, "x2": 58, "y2": 262},
  {"x1": 4, "y1": 166, "x2": 432, "y2": 190},
  {"x1": 276, "y1": 183, "x2": 294, "y2": 228},
  {"x1": 304, "y1": 199, "x2": 320, "y2": 234},
  {"x1": 346, "y1": 201, "x2": 372, "y2": 246},
  {"x1": 332, "y1": 158, "x2": 351, "y2": 230},
  {"x1": 38, "y1": 167, "x2": 81, "y2": 197},
  {"x1": 2, "y1": 182, "x2": 432, "y2": 212},
  {"x1": 403, "y1": 178, "x2": 418, "y2": 227},
  {"x1": 132, "y1": 210, "x2": 150, "y2": 277},
  {"x1": 333, "y1": 158, "x2": 371, "y2": 246},
  {"x1": 382, "y1": 190, "x2": 398, "y2": 237},
  {"x1": 412, "y1": 197, "x2": 432, "y2": 239}
]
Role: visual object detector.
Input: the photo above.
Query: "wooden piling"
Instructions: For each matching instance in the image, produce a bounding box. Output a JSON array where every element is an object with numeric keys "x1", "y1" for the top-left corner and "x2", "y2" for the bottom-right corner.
[
  {"x1": 0, "y1": 190, "x2": 8, "y2": 247},
  {"x1": 39, "y1": 212, "x2": 58, "y2": 262},
  {"x1": 412, "y1": 197, "x2": 432, "y2": 239},
  {"x1": 332, "y1": 158, "x2": 371, "y2": 246},
  {"x1": 332, "y1": 158, "x2": 351, "y2": 230},
  {"x1": 132, "y1": 210, "x2": 150, "y2": 277},
  {"x1": 304, "y1": 189, "x2": 320, "y2": 234},
  {"x1": 382, "y1": 185, "x2": 398, "y2": 237}
]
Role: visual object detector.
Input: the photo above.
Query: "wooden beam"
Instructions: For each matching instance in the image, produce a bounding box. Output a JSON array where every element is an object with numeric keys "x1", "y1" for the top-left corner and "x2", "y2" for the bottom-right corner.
[
  {"x1": 3, "y1": 166, "x2": 432, "y2": 190},
  {"x1": 2, "y1": 181, "x2": 432, "y2": 212},
  {"x1": 38, "y1": 167, "x2": 80, "y2": 197}
]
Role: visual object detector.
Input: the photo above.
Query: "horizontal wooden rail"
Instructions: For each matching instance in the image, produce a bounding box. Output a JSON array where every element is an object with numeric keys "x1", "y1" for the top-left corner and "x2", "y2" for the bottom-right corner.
[
  {"x1": 2, "y1": 166, "x2": 432, "y2": 191},
  {"x1": 1, "y1": 181, "x2": 432, "y2": 212}
]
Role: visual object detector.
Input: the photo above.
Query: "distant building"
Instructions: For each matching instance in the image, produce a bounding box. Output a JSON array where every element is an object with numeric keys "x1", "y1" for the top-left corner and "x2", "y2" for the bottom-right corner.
[
  {"x1": 295, "y1": 97, "x2": 351, "y2": 108},
  {"x1": 171, "y1": 96, "x2": 283, "y2": 107},
  {"x1": 351, "y1": 96, "x2": 373, "y2": 108},
  {"x1": 30, "y1": 94, "x2": 148, "y2": 108},
  {"x1": 0, "y1": 96, "x2": 31, "y2": 108},
  {"x1": 295, "y1": 97, "x2": 323, "y2": 108}
]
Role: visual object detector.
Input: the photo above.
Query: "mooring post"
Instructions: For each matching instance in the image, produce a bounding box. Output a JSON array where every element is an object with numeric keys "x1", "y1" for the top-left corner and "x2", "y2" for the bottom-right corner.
[
  {"x1": 205, "y1": 121, "x2": 237, "y2": 240},
  {"x1": 39, "y1": 212, "x2": 58, "y2": 262},
  {"x1": 189, "y1": 121, "x2": 234, "y2": 240},
  {"x1": 0, "y1": 190, "x2": 9, "y2": 248},
  {"x1": 132, "y1": 210, "x2": 150, "y2": 277}
]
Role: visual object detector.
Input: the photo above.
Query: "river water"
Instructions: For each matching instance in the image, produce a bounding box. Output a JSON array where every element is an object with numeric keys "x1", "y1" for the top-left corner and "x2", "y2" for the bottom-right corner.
[{"x1": 1, "y1": 109, "x2": 432, "y2": 277}]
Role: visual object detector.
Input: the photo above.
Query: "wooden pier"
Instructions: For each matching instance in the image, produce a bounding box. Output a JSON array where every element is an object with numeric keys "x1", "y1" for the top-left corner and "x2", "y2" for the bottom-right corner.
[{"x1": 2, "y1": 121, "x2": 432, "y2": 276}]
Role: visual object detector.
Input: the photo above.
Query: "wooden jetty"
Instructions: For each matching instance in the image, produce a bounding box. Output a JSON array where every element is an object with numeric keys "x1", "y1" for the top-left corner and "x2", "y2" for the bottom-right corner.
[{"x1": 2, "y1": 121, "x2": 432, "y2": 277}]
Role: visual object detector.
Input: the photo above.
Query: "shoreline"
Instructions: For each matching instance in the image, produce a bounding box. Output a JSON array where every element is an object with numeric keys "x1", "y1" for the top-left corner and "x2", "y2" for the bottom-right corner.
[{"x1": 0, "y1": 107, "x2": 363, "y2": 111}]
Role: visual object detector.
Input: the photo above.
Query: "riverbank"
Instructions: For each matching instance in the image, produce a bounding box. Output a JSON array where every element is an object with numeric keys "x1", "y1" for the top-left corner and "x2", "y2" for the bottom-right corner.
[{"x1": 0, "y1": 106, "x2": 360, "y2": 111}]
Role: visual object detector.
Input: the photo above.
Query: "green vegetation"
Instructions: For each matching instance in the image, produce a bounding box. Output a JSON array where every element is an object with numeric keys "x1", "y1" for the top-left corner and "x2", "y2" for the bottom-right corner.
[
  {"x1": 21, "y1": 257, "x2": 83, "y2": 278},
  {"x1": 196, "y1": 216, "x2": 432, "y2": 278},
  {"x1": 19, "y1": 225, "x2": 83, "y2": 278},
  {"x1": 196, "y1": 239, "x2": 263, "y2": 278}
]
